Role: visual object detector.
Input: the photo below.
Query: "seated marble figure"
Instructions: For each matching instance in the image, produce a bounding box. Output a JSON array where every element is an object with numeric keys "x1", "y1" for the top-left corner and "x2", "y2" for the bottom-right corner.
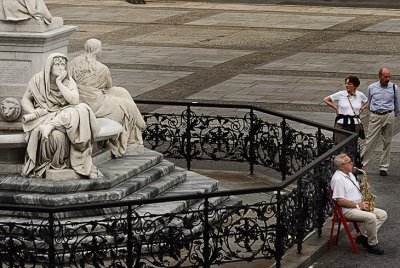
[
  {"x1": 0, "y1": 0, "x2": 52, "y2": 24},
  {"x1": 21, "y1": 53, "x2": 102, "y2": 179},
  {"x1": 69, "y1": 38, "x2": 146, "y2": 157}
]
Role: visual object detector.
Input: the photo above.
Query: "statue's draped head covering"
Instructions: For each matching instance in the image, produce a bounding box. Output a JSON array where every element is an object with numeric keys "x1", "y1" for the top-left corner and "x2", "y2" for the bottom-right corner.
[{"x1": 30, "y1": 53, "x2": 72, "y2": 112}]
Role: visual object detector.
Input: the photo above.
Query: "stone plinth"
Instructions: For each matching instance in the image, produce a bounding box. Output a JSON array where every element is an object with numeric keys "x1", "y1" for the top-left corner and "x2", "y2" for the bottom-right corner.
[
  {"x1": 0, "y1": 17, "x2": 64, "y2": 33},
  {"x1": 0, "y1": 17, "x2": 76, "y2": 99}
]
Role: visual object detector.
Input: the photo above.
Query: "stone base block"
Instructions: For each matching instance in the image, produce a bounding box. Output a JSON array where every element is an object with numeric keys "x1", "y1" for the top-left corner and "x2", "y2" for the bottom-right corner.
[
  {"x1": 0, "y1": 24, "x2": 77, "y2": 99},
  {"x1": 0, "y1": 163, "x2": 22, "y2": 174},
  {"x1": 45, "y1": 169, "x2": 84, "y2": 181},
  {"x1": 45, "y1": 150, "x2": 112, "y2": 180},
  {"x1": 0, "y1": 17, "x2": 63, "y2": 33},
  {"x1": 126, "y1": 144, "x2": 145, "y2": 155}
]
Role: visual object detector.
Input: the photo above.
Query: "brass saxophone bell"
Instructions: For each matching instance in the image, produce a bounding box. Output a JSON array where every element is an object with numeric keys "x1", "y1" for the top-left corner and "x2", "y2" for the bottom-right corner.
[{"x1": 355, "y1": 168, "x2": 375, "y2": 212}]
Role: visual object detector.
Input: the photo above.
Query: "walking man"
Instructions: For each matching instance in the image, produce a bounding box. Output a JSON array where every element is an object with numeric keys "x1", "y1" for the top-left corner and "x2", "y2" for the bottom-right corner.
[{"x1": 361, "y1": 67, "x2": 400, "y2": 176}]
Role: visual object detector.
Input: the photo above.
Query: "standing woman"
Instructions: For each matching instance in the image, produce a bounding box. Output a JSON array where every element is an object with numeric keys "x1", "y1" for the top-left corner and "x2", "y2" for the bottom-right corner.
[{"x1": 324, "y1": 75, "x2": 368, "y2": 143}]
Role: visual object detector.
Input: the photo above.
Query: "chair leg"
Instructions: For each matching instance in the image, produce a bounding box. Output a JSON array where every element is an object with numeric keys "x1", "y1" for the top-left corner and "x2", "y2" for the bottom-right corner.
[
  {"x1": 328, "y1": 219, "x2": 336, "y2": 250},
  {"x1": 335, "y1": 221, "x2": 341, "y2": 245},
  {"x1": 343, "y1": 221, "x2": 359, "y2": 254}
]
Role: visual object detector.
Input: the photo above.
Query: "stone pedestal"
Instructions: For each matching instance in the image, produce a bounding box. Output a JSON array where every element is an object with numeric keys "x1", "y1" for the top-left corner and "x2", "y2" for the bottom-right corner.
[
  {"x1": 0, "y1": 17, "x2": 77, "y2": 99},
  {"x1": 126, "y1": 144, "x2": 145, "y2": 155}
]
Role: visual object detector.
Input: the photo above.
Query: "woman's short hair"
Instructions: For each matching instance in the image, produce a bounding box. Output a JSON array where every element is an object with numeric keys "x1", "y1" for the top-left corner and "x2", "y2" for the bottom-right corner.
[{"x1": 345, "y1": 75, "x2": 360, "y2": 88}]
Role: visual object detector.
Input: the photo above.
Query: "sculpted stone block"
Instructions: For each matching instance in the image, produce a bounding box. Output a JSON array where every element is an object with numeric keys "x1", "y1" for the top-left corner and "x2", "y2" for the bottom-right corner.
[
  {"x1": 0, "y1": 16, "x2": 63, "y2": 33},
  {"x1": 21, "y1": 53, "x2": 102, "y2": 179},
  {"x1": 69, "y1": 38, "x2": 147, "y2": 157},
  {"x1": 0, "y1": 0, "x2": 52, "y2": 24},
  {"x1": 0, "y1": 97, "x2": 21, "y2": 121}
]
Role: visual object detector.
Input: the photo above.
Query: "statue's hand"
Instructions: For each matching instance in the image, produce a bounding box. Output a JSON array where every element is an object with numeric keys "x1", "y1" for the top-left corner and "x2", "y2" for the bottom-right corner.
[
  {"x1": 33, "y1": 14, "x2": 43, "y2": 21},
  {"x1": 39, "y1": 124, "x2": 54, "y2": 141},
  {"x1": 56, "y1": 70, "x2": 68, "y2": 83}
]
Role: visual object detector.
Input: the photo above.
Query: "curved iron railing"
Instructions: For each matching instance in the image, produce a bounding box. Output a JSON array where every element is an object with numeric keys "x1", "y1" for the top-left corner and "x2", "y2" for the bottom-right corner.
[
  {"x1": 138, "y1": 100, "x2": 357, "y2": 180},
  {"x1": 0, "y1": 100, "x2": 359, "y2": 267}
]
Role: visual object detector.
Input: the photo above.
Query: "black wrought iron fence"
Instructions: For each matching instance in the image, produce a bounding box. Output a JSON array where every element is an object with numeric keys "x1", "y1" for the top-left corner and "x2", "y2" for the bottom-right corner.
[
  {"x1": 0, "y1": 101, "x2": 360, "y2": 267},
  {"x1": 138, "y1": 100, "x2": 357, "y2": 180}
]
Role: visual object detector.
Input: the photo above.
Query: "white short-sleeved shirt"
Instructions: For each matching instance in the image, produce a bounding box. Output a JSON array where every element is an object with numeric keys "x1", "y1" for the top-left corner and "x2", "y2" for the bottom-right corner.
[
  {"x1": 330, "y1": 90, "x2": 368, "y2": 124},
  {"x1": 330, "y1": 170, "x2": 362, "y2": 213}
]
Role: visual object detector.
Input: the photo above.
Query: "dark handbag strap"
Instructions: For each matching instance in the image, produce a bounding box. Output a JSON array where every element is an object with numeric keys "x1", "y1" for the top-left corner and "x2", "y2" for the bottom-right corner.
[{"x1": 347, "y1": 95, "x2": 362, "y2": 125}]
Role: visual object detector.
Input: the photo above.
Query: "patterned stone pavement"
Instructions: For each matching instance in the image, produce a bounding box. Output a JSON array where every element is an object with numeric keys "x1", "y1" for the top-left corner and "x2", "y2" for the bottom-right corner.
[{"x1": 43, "y1": 0, "x2": 400, "y2": 266}]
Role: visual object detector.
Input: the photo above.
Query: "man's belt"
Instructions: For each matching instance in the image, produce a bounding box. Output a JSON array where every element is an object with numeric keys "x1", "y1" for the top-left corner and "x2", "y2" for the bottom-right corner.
[{"x1": 371, "y1": 110, "x2": 393, "y2": 115}]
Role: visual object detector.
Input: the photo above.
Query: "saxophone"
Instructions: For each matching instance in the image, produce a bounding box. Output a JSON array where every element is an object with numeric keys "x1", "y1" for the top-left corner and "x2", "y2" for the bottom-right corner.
[{"x1": 355, "y1": 168, "x2": 376, "y2": 212}]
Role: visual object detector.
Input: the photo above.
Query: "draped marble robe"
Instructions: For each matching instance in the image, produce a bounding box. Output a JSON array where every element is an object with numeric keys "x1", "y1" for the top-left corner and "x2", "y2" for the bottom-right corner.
[
  {"x1": 21, "y1": 53, "x2": 100, "y2": 178},
  {"x1": 0, "y1": 0, "x2": 52, "y2": 24},
  {"x1": 69, "y1": 39, "x2": 146, "y2": 157}
]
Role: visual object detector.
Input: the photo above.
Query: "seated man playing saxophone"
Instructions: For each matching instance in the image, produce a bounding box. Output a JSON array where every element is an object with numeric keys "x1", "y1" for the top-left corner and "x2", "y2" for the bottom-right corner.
[{"x1": 331, "y1": 153, "x2": 387, "y2": 255}]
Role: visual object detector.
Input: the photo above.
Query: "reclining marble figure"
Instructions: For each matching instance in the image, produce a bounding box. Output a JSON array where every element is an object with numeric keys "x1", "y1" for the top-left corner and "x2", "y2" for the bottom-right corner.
[
  {"x1": 21, "y1": 53, "x2": 102, "y2": 179},
  {"x1": 0, "y1": 0, "x2": 52, "y2": 24},
  {"x1": 69, "y1": 38, "x2": 146, "y2": 157}
]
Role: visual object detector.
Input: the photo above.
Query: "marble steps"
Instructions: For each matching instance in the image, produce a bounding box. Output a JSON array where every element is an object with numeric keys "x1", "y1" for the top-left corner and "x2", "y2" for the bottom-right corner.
[
  {"x1": 0, "y1": 149, "x2": 164, "y2": 194},
  {"x1": 51, "y1": 170, "x2": 234, "y2": 234},
  {"x1": 0, "y1": 165, "x2": 189, "y2": 219},
  {"x1": 0, "y1": 151, "x2": 242, "y2": 258},
  {"x1": 51, "y1": 169, "x2": 226, "y2": 225}
]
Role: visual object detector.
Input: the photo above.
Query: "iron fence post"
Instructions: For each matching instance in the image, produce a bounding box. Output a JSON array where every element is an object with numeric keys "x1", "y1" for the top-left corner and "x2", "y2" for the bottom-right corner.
[
  {"x1": 48, "y1": 212, "x2": 55, "y2": 268},
  {"x1": 127, "y1": 205, "x2": 134, "y2": 268},
  {"x1": 275, "y1": 190, "x2": 284, "y2": 268},
  {"x1": 203, "y1": 197, "x2": 210, "y2": 267},
  {"x1": 316, "y1": 161, "x2": 329, "y2": 238},
  {"x1": 317, "y1": 127, "x2": 322, "y2": 156},
  {"x1": 295, "y1": 177, "x2": 306, "y2": 253},
  {"x1": 185, "y1": 104, "x2": 192, "y2": 170},
  {"x1": 249, "y1": 108, "x2": 256, "y2": 174},
  {"x1": 280, "y1": 119, "x2": 287, "y2": 181}
]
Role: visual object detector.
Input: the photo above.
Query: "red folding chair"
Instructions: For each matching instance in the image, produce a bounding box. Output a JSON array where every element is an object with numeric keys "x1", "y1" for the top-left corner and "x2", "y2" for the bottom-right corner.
[{"x1": 328, "y1": 189, "x2": 361, "y2": 253}]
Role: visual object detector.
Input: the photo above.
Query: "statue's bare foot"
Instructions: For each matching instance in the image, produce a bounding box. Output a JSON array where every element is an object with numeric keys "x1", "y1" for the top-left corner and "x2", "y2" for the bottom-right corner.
[{"x1": 89, "y1": 169, "x2": 103, "y2": 179}]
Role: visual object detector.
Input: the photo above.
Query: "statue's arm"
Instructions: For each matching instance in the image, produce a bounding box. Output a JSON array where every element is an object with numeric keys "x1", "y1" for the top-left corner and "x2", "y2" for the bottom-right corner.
[
  {"x1": 21, "y1": 90, "x2": 36, "y2": 114},
  {"x1": 56, "y1": 71, "x2": 79, "y2": 105},
  {"x1": 105, "y1": 68, "x2": 112, "y2": 89}
]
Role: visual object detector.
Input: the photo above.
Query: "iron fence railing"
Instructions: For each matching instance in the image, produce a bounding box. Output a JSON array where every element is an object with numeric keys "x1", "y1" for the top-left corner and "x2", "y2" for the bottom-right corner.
[
  {"x1": 0, "y1": 101, "x2": 360, "y2": 267},
  {"x1": 138, "y1": 100, "x2": 359, "y2": 180}
]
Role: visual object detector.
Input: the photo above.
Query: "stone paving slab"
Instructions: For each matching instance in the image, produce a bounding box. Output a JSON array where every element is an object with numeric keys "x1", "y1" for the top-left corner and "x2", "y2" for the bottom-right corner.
[
  {"x1": 187, "y1": 12, "x2": 355, "y2": 30},
  {"x1": 144, "y1": 1, "x2": 400, "y2": 16},
  {"x1": 109, "y1": 69, "x2": 192, "y2": 97},
  {"x1": 50, "y1": 6, "x2": 190, "y2": 23},
  {"x1": 316, "y1": 34, "x2": 400, "y2": 54},
  {"x1": 362, "y1": 18, "x2": 400, "y2": 32},
  {"x1": 187, "y1": 74, "x2": 374, "y2": 104},
  {"x1": 125, "y1": 27, "x2": 306, "y2": 49},
  {"x1": 71, "y1": 44, "x2": 254, "y2": 67},
  {"x1": 67, "y1": 23, "x2": 129, "y2": 41},
  {"x1": 257, "y1": 52, "x2": 400, "y2": 75}
]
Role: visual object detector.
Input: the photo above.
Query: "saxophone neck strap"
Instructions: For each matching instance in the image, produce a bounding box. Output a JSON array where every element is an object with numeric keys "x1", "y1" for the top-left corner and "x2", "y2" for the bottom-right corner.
[{"x1": 345, "y1": 174, "x2": 362, "y2": 194}]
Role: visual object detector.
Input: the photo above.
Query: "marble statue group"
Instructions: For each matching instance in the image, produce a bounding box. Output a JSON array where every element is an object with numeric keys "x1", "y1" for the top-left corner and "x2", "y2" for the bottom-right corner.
[
  {"x1": 20, "y1": 43, "x2": 146, "y2": 179},
  {"x1": 0, "y1": 0, "x2": 52, "y2": 24},
  {"x1": 0, "y1": 0, "x2": 146, "y2": 180}
]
